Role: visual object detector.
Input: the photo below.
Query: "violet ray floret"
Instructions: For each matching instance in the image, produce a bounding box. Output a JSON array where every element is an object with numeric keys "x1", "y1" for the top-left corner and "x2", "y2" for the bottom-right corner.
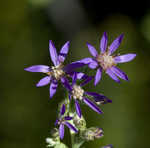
[
  {"x1": 75, "y1": 100, "x2": 82, "y2": 118},
  {"x1": 79, "y1": 32, "x2": 136, "y2": 85},
  {"x1": 85, "y1": 91, "x2": 112, "y2": 104},
  {"x1": 55, "y1": 104, "x2": 78, "y2": 139},
  {"x1": 60, "y1": 104, "x2": 66, "y2": 115},
  {"x1": 24, "y1": 40, "x2": 85, "y2": 98}
]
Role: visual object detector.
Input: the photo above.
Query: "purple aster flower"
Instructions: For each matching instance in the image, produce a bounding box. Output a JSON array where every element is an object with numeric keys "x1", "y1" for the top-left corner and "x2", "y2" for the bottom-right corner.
[
  {"x1": 24, "y1": 40, "x2": 85, "y2": 98},
  {"x1": 63, "y1": 72, "x2": 111, "y2": 118},
  {"x1": 55, "y1": 104, "x2": 78, "y2": 139},
  {"x1": 79, "y1": 32, "x2": 136, "y2": 85}
]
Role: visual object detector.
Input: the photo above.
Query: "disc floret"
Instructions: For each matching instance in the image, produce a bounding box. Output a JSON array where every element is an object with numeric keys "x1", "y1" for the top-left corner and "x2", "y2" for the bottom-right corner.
[
  {"x1": 96, "y1": 52, "x2": 115, "y2": 70},
  {"x1": 50, "y1": 64, "x2": 64, "y2": 80},
  {"x1": 72, "y1": 85, "x2": 84, "y2": 100}
]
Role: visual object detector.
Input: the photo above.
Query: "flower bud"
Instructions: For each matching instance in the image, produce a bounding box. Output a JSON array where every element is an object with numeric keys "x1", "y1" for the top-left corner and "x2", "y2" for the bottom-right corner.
[
  {"x1": 73, "y1": 114, "x2": 86, "y2": 130},
  {"x1": 50, "y1": 128, "x2": 59, "y2": 140},
  {"x1": 46, "y1": 137, "x2": 59, "y2": 147}
]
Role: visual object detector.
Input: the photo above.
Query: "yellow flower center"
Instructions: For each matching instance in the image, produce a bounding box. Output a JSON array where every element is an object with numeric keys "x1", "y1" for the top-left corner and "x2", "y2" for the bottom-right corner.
[
  {"x1": 96, "y1": 52, "x2": 115, "y2": 70},
  {"x1": 72, "y1": 85, "x2": 84, "y2": 100},
  {"x1": 47, "y1": 64, "x2": 64, "y2": 80}
]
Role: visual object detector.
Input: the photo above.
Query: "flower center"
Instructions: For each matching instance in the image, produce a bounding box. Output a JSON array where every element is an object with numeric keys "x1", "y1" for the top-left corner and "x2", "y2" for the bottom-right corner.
[
  {"x1": 58, "y1": 118, "x2": 65, "y2": 125},
  {"x1": 72, "y1": 85, "x2": 84, "y2": 100},
  {"x1": 48, "y1": 64, "x2": 64, "y2": 80},
  {"x1": 96, "y1": 52, "x2": 115, "y2": 70}
]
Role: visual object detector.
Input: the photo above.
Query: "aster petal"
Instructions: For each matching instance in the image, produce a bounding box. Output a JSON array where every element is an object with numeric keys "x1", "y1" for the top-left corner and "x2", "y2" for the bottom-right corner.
[
  {"x1": 64, "y1": 62, "x2": 85, "y2": 73},
  {"x1": 114, "y1": 54, "x2": 136, "y2": 63},
  {"x1": 76, "y1": 72, "x2": 86, "y2": 79},
  {"x1": 60, "y1": 104, "x2": 65, "y2": 115},
  {"x1": 61, "y1": 77, "x2": 72, "y2": 91},
  {"x1": 67, "y1": 72, "x2": 85, "y2": 80},
  {"x1": 85, "y1": 92, "x2": 107, "y2": 100},
  {"x1": 75, "y1": 100, "x2": 82, "y2": 118},
  {"x1": 72, "y1": 72, "x2": 77, "y2": 86},
  {"x1": 49, "y1": 80, "x2": 58, "y2": 98},
  {"x1": 80, "y1": 76, "x2": 93, "y2": 86},
  {"x1": 88, "y1": 60, "x2": 98, "y2": 69},
  {"x1": 49, "y1": 40, "x2": 59, "y2": 66},
  {"x1": 83, "y1": 97, "x2": 103, "y2": 114},
  {"x1": 78, "y1": 73, "x2": 88, "y2": 79},
  {"x1": 36, "y1": 76, "x2": 51, "y2": 87},
  {"x1": 108, "y1": 34, "x2": 124, "y2": 55},
  {"x1": 55, "y1": 119, "x2": 59, "y2": 126},
  {"x1": 85, "y1": 92, "x2": 112, "y2": 104},
  {"x1": 59, "y1": 41, "x2": 70, "y2": 62},
  {"x1": 69, "y1": 72, "x2": 91, "y2": 83},
  {"x1": 100, "y1": 98, "x2": 112, "y2": 104},
  {"x1": 79, "y1": 73, "x2": 91, "y2": 81},
  {"x1": 79, "y1": 57, "x2": 94, "y2": 64},
  {"x1": 59, "y1": 124, "x2": 64, "y2": 139},
  {"x1": 24, "y1": 65, "x2": 50, "y2": 73},
  {"x1": 100, "y1": 32, "x2": 108, "y2": 53},
  {"x1": 111, "y1": 66, "x2": 128, "y2": 81},
  {"x1": 87, "y1": 43, "x2": 98, "y2": 57},
  {"x1": 64, "y1": 116, "x2": 73, "y2": 120},
  {"x1": 65, "y1": 122, "x2": 78, "y2": 133},
  {"x1": 69, "y1": 94, "x2": 72, "y2": 101},
  {"x1": 85, "y1": 92, "x2": 104, "y2": 98},
  {"x1": 94, "y1": 68, "x2": 102, "y2": 86},
  {"x1": 106, "y1": 68, "x2": 120, "y2": 83}
]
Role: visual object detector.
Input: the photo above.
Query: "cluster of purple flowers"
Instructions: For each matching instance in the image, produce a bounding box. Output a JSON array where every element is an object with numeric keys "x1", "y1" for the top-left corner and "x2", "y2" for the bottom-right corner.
[{"x1": 25, "y1": 32, "x2": 136, "y2": 145}]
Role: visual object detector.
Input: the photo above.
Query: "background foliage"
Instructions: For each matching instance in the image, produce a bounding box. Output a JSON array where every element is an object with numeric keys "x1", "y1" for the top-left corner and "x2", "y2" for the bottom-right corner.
[{"x1": 0, "y1": 0, "x2": 150, "y2": 148}]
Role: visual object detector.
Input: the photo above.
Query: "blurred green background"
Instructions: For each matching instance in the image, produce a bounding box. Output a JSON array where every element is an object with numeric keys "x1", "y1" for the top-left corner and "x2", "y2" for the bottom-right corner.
[{"x1": 0, "y1": 0, "x2": 150, "y2": 148}]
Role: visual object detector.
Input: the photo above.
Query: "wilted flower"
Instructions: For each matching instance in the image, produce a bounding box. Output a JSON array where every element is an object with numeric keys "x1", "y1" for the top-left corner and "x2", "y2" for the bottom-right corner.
[
  {"x1": 63, "y1": 72, "x2": 111, "y2": 118},
  {"x1": 79, "y1": 32, "x2": 136, "y2": 85},
  {"x1": 25, "y1": 40, "x2": 84, "y2": 98},
  {"x1": 55, "y1": 104, "x2": 78, "y2": 139},
  {"x1": 81, "y1": 127, "x2": 104, "y2": 141}
]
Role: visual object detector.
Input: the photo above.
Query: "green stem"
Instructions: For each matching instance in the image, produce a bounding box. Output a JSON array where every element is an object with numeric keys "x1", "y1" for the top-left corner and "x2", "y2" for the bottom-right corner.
[
  {"x1": 67, "y1": 95, "x2": 85, "y2": 148},
  {"x1": 71, "y1": 134, "x2": 75, "y2": 148},
  {"x1": 71, "y1": 133, "x2": 85, "y2": 148}
]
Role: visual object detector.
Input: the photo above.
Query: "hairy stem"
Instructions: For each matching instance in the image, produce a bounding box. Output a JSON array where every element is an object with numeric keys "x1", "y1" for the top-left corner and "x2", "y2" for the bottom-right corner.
[{"x1": 71, "y1": 133, "x2": 84, "y2": 148}]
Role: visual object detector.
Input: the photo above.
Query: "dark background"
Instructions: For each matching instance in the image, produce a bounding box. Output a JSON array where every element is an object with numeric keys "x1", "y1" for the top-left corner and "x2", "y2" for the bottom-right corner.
[{"x1": 0, "y1": 0, "x2": 150, "y2": 148}]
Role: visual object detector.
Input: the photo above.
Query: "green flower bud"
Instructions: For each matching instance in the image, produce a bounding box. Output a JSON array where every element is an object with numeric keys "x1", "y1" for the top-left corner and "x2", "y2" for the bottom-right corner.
[
  {"x1": 73, "y1": 114, "x2": 86, "y2": 130},
  {"x1": 51, "y1": 128, "x2": 59, "y2": 139},
  {"x1": 46, "y1": 137, "x2": 59, "y2": 147}
]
